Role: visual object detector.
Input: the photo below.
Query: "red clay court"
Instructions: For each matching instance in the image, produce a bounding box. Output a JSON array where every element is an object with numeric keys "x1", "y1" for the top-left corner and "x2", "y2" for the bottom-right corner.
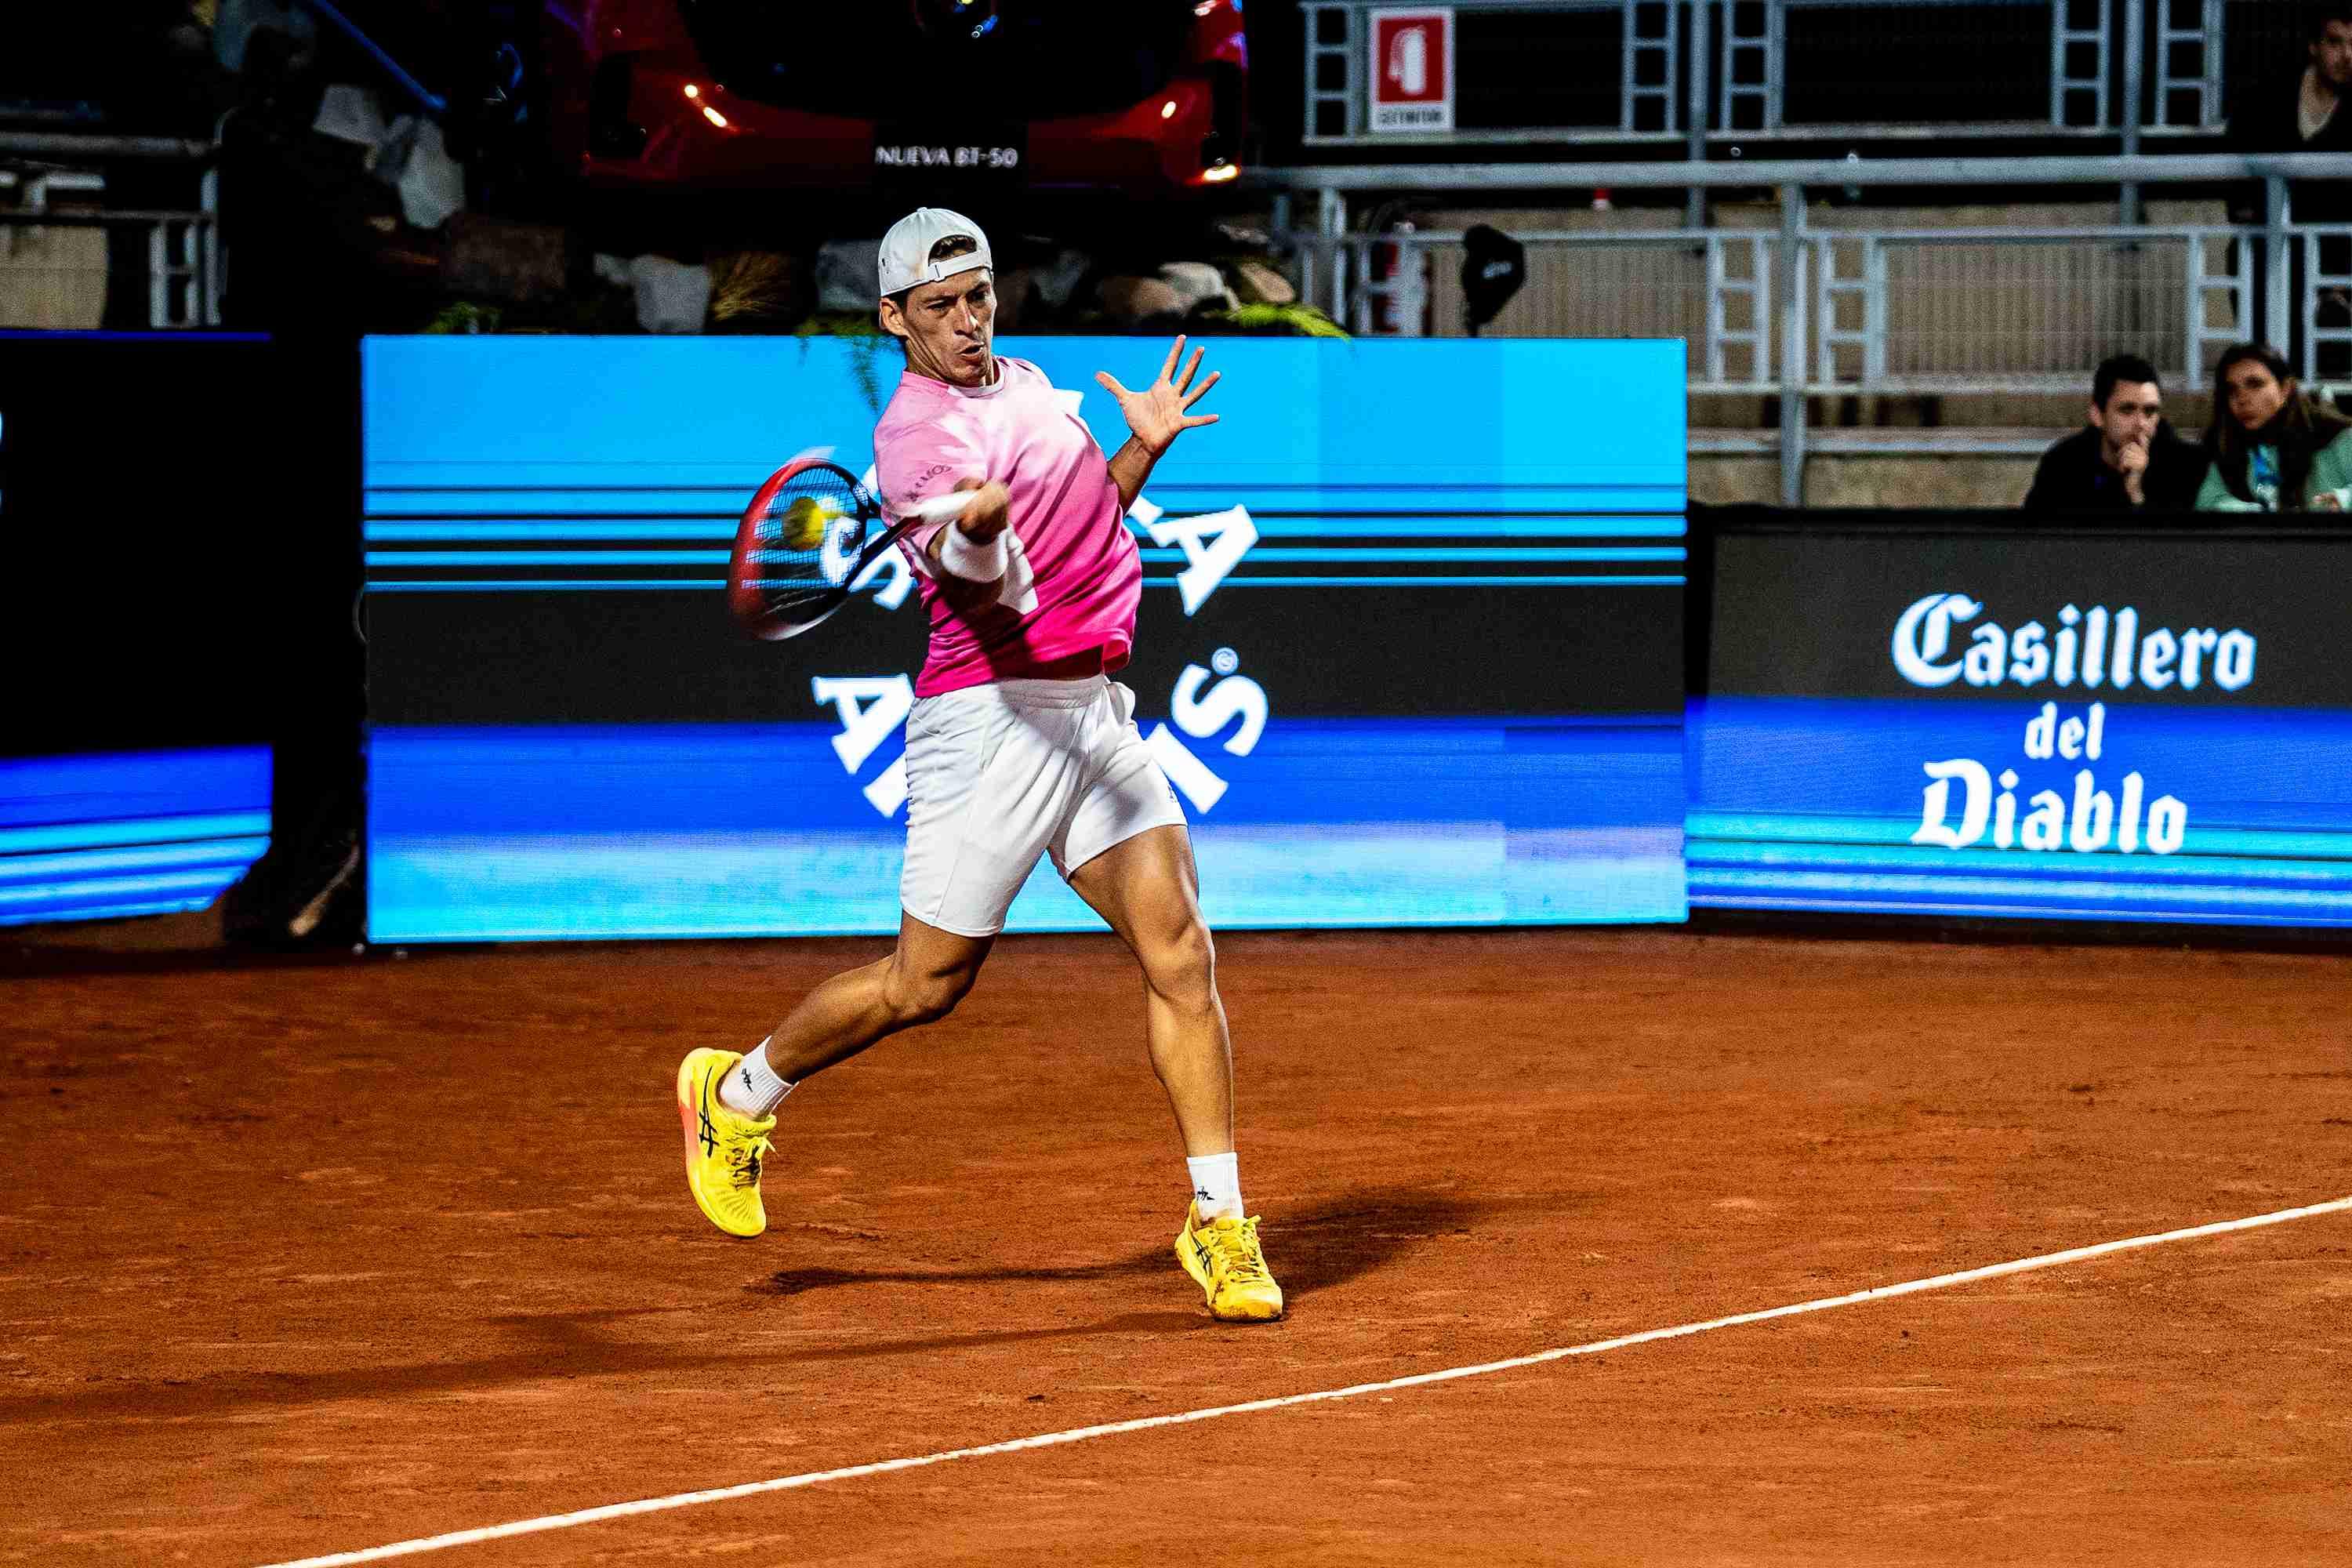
[{"x1": 5, "y1": 927, "x2": 2347, "y2": 1566}]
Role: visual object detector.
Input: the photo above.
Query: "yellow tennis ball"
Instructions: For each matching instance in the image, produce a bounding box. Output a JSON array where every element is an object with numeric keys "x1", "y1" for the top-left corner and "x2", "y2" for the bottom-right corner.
[{"x1": 779, "y1": 494, "x2": 833, "y2": 550}]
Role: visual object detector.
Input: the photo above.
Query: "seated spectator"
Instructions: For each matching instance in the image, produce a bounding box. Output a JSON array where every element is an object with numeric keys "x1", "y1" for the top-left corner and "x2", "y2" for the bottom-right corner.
[
  {"x1": 2198, "y1": 343, "x2": 2352, "y2": 512},
  {"x1": 2023, "y1": 354, "x2": 2205, "y2": 512}
]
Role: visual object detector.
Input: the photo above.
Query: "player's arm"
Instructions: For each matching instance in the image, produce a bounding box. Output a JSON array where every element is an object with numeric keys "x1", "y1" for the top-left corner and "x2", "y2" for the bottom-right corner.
[
  {"x1": 925, "y1": 478, "x2": 1014, "y2": 601},
  {"x1": 1096, "y1": 335, "x2": 1221, "y2": 510},
  {"x1": 878, "y1": 419, "x2": 1007, "y2": 598},
  {"x1": 1105, "y1": 437, "x2": 1163, "y2": 513}
]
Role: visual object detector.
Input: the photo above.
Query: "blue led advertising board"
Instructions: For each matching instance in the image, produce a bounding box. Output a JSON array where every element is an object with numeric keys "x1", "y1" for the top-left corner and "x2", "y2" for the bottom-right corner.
[
  {"x1": 2, "y1": 332, "x2": 303, "y2": 927},
  {"x1": 1690, "y1": 521, "x2": 2352, "y2": 927},
  {"x1": 361, "y1": 336, "x2": 1687, "y2": 942}
]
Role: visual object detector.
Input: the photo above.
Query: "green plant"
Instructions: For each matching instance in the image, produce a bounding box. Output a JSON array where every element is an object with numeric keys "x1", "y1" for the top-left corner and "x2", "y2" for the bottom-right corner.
[
  {"x1": 423, "y1": 300, "x2": 503, "y2": 335},
  {"x1": 794, "y1": 311, "x2": 893, "y2": 416},
  {"x1": 1199, "y1": 303, "x2": 1349, "y2": 339}
]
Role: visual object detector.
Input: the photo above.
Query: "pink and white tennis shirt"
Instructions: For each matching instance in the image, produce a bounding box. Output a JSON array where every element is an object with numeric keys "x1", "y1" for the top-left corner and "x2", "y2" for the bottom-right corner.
[{"x1": 873, "y1": 356, "x2": 1142, "y2": 699}]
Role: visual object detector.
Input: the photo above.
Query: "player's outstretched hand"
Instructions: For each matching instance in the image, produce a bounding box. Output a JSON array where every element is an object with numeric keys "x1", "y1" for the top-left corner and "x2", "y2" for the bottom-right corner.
[{"x1": 1095, "y1": 336, "x2": 1221, "y2": 456}]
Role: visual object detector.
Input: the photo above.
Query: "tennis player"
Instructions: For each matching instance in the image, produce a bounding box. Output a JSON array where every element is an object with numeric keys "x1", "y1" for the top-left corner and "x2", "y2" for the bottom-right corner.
[{"x1": 677, "y1": 208, "x2": 1282, "y2": 1323}]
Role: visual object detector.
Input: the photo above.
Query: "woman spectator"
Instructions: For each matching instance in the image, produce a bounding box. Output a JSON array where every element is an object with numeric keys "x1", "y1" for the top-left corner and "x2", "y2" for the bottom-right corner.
[{"x1": 2198, "y1": 343, "x2": 2352, "y2": 511}]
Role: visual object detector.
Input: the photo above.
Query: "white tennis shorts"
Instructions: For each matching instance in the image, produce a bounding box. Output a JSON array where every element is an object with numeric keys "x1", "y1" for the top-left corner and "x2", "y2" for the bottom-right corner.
[{"x1": 899, "y1": 674, "x2": 1187, "y2": 938}]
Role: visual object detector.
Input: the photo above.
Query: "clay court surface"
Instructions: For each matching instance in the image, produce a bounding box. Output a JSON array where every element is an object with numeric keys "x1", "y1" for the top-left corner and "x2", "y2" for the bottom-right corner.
[{"x1": 3, "y1": 927, "x2": 2349, "y2": 1565}]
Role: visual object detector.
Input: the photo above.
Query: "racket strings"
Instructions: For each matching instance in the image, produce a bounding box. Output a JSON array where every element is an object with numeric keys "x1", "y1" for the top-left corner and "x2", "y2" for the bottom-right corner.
[{"x1": 746, "y1": 469, "x2": 871, "y2": 611}]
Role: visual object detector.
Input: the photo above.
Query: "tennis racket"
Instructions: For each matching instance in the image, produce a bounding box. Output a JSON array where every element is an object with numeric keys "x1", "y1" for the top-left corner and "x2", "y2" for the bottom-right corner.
[{"x1": 725, "y1": 453, "x2": 971, "y2": 640}]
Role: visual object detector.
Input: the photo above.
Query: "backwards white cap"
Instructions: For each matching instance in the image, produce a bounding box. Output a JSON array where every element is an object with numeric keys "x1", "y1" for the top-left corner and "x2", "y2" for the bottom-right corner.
[{"x1": 878, "y1": 207, "x2": 993, "y2": 297}]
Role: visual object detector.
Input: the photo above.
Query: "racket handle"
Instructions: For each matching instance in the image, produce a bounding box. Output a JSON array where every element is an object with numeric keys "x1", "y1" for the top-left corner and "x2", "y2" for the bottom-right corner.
[{"x1": 900, "y1": 492, "x2": 978, "y2": 522}]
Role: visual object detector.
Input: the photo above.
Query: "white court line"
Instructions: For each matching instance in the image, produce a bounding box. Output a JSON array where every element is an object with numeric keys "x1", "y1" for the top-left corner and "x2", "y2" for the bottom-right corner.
[{"x1": 259, "y1": 1194, "x2": 2352, "y2": 1568}]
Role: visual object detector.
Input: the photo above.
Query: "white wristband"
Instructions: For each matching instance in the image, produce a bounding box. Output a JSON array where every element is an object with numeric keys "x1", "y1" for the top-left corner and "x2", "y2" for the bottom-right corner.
[{"x1": 938, "y1": 524, "x2": 1009, "y2": 582}]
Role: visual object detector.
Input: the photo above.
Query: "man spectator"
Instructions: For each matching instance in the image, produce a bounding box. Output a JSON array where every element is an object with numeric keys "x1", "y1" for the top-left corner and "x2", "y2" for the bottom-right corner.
[
  {"x1": 2023, "y1": 354, "x2": 2207, "y2": 512},
  {"x1": 2234, "y1": 5, "x2": 2352, "y2": 373},
  {"x1": 2240, "y1": 4, "x2": 2352, "y2": 161}
]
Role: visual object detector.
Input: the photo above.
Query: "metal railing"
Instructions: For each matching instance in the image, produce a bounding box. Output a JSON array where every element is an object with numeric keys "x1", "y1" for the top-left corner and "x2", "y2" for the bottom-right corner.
[
  {"x1": 1259, "y1": 151, "x2": 2352, "y2": 500},
  {"x1": 1316, "y1": 216, "x2": 2348, "y2": 395},
  {"x1": 0, "y1": 130, "x2": 224, "y2": 330},
  {"x1": 0, "y1": 209, "x2": 221, "y2": 330},
  {"x1": 1303, "y1": 0, "x2": 2252, "y2": 148}
]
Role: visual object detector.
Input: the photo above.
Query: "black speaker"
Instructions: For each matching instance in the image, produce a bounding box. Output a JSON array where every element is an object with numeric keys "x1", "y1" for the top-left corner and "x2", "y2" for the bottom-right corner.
[{"x1": 1460, "y1": 224, "x2": 1526, "y2": 337}]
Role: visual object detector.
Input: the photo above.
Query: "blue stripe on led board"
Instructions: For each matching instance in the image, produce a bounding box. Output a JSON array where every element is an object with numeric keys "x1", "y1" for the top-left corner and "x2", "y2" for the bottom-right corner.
[
  {"x1": 363, "y1": 515, "x2": 1690, "y2": 541},
  {"x1": 1687, "y1": 811, "x2": 2352, "y2": 863},
  {"x1": 362, "y1": 546, "x2": 1686, "y2": 568},
  {"x1": 0, "y1": 811, "x2": 272, "y2": 855},
  {"x1": 361, "y1": 337, "x2": 1686, "y2": 506},
  {"x1": 0, "y1": 748, "x2": 271, "y2": 828},
  {"x1": 1686, "y1": 695, "x2": 2352, "y2": 924},
  {"x1": 0, "y1": 838, "x2": 274, "y2": 887},
  {"x1": 1685, "y1": 840, "x2": 2352, "y2": 887},
  {"x1": 1686, "y1": 892, "x2": 2352, "y2": 929},
  {"x1": 1682, "y1": 875, "x2": 2352, "y2": 923},
  {"x1": 368, "y1": 719, "x2": 1686, "y2": 941},
  {"x1": 0, "y1": 749, "x2": 271, "y2": 927},
  {"x1": 361, "y1": 575, "x2": 1686, "y2": 592}
]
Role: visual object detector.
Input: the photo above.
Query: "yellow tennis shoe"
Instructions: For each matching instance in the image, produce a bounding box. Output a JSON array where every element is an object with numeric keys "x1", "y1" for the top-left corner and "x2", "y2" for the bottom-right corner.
[
  {"x1": 676, "y1": 1047, "x2": 775, "y2": 1238},
  {"x1": 1175, "y1": 1201, "x2": 1285, "y2": 1322}
]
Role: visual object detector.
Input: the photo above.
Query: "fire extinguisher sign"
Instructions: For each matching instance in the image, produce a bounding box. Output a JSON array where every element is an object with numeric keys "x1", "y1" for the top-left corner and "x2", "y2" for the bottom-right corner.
[{"x1": 1368, "y1": 9, "x2": 1454, "y2": 132}]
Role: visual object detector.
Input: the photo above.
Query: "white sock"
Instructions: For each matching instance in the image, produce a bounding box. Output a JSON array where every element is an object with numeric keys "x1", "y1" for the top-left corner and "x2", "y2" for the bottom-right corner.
[
  {"x1": 718, "y1": 1040, "x2": 793, "y2": 1118},
  {"x1": 1186, "y1": 1152, "x2": 1243, "y2": 1222}
]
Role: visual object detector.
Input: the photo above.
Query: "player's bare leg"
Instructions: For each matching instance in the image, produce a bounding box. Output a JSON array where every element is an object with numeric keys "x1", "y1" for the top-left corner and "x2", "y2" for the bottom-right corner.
[
  {"x1": 1065, "y1": 824, "x2": 1232, "y2": 1155},
  {"x1": 1068, "y1": 823, "x2": 1283, "y2": 1320},
  {"x1": 677, "y1": 915, "x2": 988, "y2": 1237},
  {"x1": 757, "y1": 913, "x2": 993, "y2": 1082}
]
